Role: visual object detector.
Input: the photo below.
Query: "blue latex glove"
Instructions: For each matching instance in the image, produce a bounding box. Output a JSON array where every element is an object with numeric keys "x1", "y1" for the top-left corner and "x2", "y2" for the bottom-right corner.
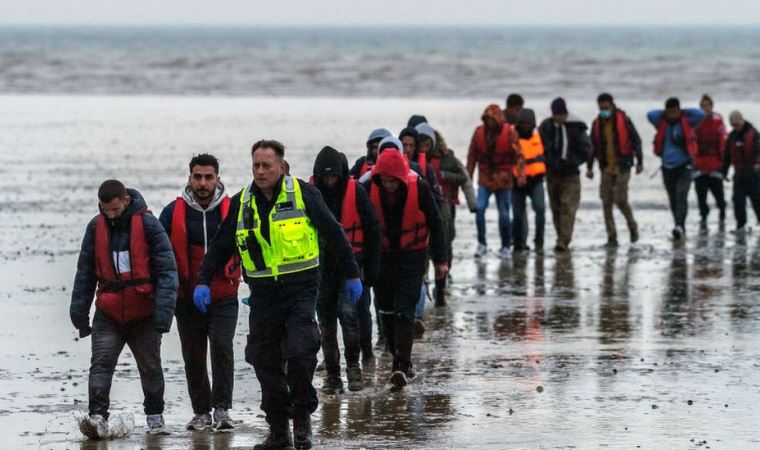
[
  {"x1": 242, "y1": 297, "x2": 250, "y2": 306},
  {"x1": 344, "y1": 278, "x2": 363, "y2": 306},
  {"x1": 193, "y1": 285, "x2": 211, "y2": 314}
]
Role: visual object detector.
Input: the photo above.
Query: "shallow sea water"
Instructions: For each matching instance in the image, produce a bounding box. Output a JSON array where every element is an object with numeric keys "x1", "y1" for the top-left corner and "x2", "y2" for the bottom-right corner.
[{"x1": 2, "y1": 95, "x2": 760, "y2": 449}]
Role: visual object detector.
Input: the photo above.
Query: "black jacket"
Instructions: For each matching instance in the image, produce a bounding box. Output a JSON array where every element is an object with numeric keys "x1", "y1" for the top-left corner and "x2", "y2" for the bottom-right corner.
[
  {"x1": 313, "y1": 147, "x2": 381, "y2": 286},
  {"x1": 723, "y1": 121, "x2": 760, "y2": 177},
  {"x1": 70, "y1": 189, "x2": 178, "y2": 332},
  {"x1": 361, "y1": 176, "x2": 447, "y2": 278},
  {"x1": 198, "y1": 177, "x2": 360, "y2": 289},
  {"x1": 539, "y1": 117, "x2": 592, "y2": 177}
]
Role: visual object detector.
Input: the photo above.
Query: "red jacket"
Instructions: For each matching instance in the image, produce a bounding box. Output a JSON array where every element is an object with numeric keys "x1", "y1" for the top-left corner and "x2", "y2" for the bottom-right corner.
[
  {"x1": 467, "y1": 123, "x2": 518, "y2": 190},
  {"x1": 94, "y1": 211, "x2": 155, "y2": 324},
  {"x1": 694, "y1": 113, "x2": 727, "y2": 173},
  {"x1": 370, "y1": 150, "x2": 429, "y2": 252},
  {"x1": 654, "y1": 114, "x2": 697, "y2": 158}
]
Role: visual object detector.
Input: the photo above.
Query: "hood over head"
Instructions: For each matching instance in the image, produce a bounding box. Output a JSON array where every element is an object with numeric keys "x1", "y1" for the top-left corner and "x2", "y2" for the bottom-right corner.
[
  {"x1": 407, "y1": 115, "x2": 428, "y2": 128},
  {"x1": 414, "y1": 122, "x2": 437, "y2": 148},
  {"x1": 372, "y1": 148, "x2": 408, "y2": 183},
  {"x1": 313, "y1": 145, "x2": 349, "y2": 187},
  {"x1": 378, "y1": 135, "x2": 403, "y2": 155}
]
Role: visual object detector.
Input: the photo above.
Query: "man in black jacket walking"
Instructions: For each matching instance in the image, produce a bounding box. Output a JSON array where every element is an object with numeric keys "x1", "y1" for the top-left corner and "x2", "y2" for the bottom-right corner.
[
  {"x1": 312, "y1": 146, "x2": 380, "y2": 394},
  {"x1": 196, "y1": 140, "x2": 362, "y2": 450},
  {"x1": 70, "y1": 180, "x2": 177, "y2": 438}
]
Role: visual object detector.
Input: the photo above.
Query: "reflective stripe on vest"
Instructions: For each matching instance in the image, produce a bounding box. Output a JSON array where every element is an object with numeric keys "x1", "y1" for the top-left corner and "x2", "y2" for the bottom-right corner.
[
  {"x1": 236, "y1": 176, "x2": 320, "y2": 279},
  {"x1": 519, "y1": 131, "x2": 547, "y2": 177},
  {"x1": 369, "y1": 174, "x2": 429, "y2": 252}
]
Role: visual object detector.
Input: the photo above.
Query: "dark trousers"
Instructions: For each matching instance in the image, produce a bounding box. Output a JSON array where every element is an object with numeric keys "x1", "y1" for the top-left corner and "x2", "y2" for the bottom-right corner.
[
  {"x1": 89, "y1": 310, "x2": 164, "y2": 418},
  {"x1": 546, "y1": 173, "x2": 580, "y2": 246},
  {"x1": 317, "y1": 276, "x2": 360, "y2": 375},
  {"x1": 373, "y1": 272, "x2": 424, "y2": 374},
  {"x1": 511, "y1": 177, "x2": 546, "y2": 248},
  {"x1": 662, "y1": 165, "x2": 692, "y2": 229},
  {"x1": 446, "y1": 204, "x2": 456, "y2": 266},
  {"x1": 694, "y1": 174, "x2": 726, "y2": 219},
  {"x1": 356, "y1": 287, "x2": 373, "y2": 356},
  {"x1": 176, "y1": 299, "x2": 238, "y2": 414},
  {"x1": 733, "y1": 171, "x2": 760, "y2": 228},
  {"x1": 245, "y1": 280, "x2": 321, "y2": 424}
]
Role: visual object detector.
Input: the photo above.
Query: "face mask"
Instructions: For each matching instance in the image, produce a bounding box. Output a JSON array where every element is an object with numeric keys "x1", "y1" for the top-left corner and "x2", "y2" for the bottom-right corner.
[{"x1": 599, "y1": 109, "x2": 612, "y2": 119}]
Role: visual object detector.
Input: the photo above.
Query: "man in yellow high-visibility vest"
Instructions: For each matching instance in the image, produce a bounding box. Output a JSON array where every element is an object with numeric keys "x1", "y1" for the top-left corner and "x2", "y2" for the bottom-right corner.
[{"x1": 195, "y1": 139, "x2": 362, "y2": 450}]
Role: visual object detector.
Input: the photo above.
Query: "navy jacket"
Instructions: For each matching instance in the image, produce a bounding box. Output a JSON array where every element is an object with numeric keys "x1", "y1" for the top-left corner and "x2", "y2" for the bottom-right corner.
[{"x1": 70, "y1": 189, "x2": 178, "y2": 332}]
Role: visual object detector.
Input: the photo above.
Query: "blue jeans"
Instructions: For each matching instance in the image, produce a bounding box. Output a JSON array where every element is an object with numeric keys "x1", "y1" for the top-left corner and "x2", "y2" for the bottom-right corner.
[
  {"x1": 415, "y1": 283, "x2": 426, "y2": 320},
  {"x1": 476, "y1": 186, "x2": 512, "y2": 249},
  {"x1": 511, "y1": 178, "x2": 546, "y2": 248}
]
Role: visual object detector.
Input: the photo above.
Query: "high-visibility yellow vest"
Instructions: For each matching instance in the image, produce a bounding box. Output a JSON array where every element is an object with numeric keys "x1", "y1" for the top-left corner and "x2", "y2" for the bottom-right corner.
[{"x1": 236, "y1": 176, "x2": 319, "y2": 279}]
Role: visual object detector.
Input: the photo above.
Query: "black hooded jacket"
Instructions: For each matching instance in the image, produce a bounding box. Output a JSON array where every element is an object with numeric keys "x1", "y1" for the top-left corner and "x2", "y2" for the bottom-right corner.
[
  {"x1": 70, "y1": 188, "x2": 178, "y2": 332},
  {"x1": 313, "y1": 146, "x2": 381, "y2": 286}
]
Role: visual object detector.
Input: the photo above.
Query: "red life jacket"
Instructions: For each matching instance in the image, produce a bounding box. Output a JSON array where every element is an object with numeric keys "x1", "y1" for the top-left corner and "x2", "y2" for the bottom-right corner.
[
  {"x1": 728, "y1": 127, "x2": 758, "y2": 173},
  {"x1": 591, "y1": 110, "x2": 632, "y2": 157},
  {"x1": 694, "y1": 113, "x2": 726, "y2": 173},
  {"x1": 94, "y1": 211, "x2": 155, "y2": 324},
  {"x1": 653, "y1": 114, "x2": 697, "y2": 157},
  {"x1": 341, "y1": 178, "x2": 365, "y2": 254},
  {"x1": 369, "y1": 174, "x2": 429, "y2": 252},
  {"x1": 430, "y1": 157, "x2": 459, "y2": 205},
  {"x1": 359, "y1": 161, "x2": 372, "y2": 178},
  {"x1": 417, "y1": 152, "x2": 427, "y2": 177},
  {"x1": 473, "y1": 123, "x2": 517, "y2": 173},
  {"x1": 170, "y1": 197, "x2": 240, "y2": 303}
]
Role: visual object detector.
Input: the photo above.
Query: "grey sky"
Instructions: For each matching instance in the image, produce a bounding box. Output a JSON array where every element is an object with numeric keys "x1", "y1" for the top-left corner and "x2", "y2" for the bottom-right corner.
[{"x1": 1, "y1": 0, "x2": 757, "y2": 26}]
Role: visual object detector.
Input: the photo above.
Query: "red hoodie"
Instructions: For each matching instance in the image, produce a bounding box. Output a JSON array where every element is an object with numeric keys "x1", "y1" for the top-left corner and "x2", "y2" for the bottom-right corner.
[{"x1": 694, "y1": 112, "x2": 727, "y2": 173}]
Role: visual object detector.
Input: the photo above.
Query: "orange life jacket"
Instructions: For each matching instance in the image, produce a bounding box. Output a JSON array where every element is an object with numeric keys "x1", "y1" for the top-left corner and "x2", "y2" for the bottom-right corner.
[
  {"x1": 170, "y1": 197, "x2": 240, "y2": 303},
  {"x1": 94, "y1": 211, "x2": 155, "y2": 324},
  {"x1": 369, "y1": 174, "x2": 428, "y2": 252},
  {"x1": 519, "y1": 131, "x2": 546, "y2": 177}
]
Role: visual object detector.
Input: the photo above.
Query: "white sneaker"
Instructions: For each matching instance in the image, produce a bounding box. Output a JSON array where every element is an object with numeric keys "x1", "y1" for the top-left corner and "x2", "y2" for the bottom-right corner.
[
  {"x1": 146, "y1": 414, "x2": 169, "y2": 435},
  {"x1": 498, "y1": 247, "x2": 511, "y2": 259},
  {"x1": 80, "y1": 414, "x2": 108, "y2": 439},
  {"x1": 474, "y1": 243, "x2": 488, "y2": 257}
]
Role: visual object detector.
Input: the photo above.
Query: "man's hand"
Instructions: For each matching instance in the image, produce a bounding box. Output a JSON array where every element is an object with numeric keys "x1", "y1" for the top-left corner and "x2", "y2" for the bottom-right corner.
[
  {"x1": 193, "y1": 285, "x2": 211, "y2": 314},
  {"x1": 586, "y1": 169, "x2": 594, "y2": 179},
  {"x1": 635, "y1": 164, "x2": 644, "y2": 175},
  {"x1": 435, "y1": 263, "x2": 449, "y2": 280},
  {"x1": 344, "y1": 278, "x2": 363, "y2": 306}
]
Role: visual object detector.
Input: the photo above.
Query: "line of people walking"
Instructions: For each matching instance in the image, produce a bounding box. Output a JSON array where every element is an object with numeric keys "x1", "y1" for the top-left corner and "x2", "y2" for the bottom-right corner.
[
  {"x1": 68, "y1": 93, "x2": 759, "y2": 449},
  {"x1": 468, "y1": 92, "x2": 760, "y2": 255}
]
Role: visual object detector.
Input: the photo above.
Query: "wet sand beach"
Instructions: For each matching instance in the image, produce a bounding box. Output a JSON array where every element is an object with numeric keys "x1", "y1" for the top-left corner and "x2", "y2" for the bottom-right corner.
[{"x1": 3, "y1": 95, "x2": 760, "y2": 449}]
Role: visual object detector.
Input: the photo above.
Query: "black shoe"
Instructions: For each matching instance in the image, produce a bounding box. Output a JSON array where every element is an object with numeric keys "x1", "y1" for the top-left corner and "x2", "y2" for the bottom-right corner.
[
  {"x1": 254, "y1": 421, "x2": 294, "y2": 450},
  {"x1": 389, "y1": 370, "x2": 408, "y2": 390},
  {"x1": 293, "y1": 416, "x2": 312, "y2": 450},
  {"x1": 346, "y1": 366, "x2": 363, "y2": 392},
  {"x1": 719, "y1": 209, "x2": 726, "y2": 223},
  {"x1": 434, "y1": 287, "x2": 446, "y2": 307},
  {"x1": 630, "y1": 229, "x2": 639, "y2": 244},
  {"x1": 605, "y1": 237, "x2": 618, "y2": 248},
  {"x1": 513, "y1": 244, "x2": 530, "y2": 252},
  {"x1": 321, "y1": 375, "x2": 344, "y2": 395}
]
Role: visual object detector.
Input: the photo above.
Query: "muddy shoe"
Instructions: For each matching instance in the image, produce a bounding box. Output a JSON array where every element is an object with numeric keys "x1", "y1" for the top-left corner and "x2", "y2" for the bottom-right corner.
[
  {"x1": 389, "y1": 370, "x2": 408, "y2": 390},
  {"x1": 254, "y1": 421, "x2": 294, "y2": 450},
  {"x1": 80, "y1": 414, "x2": 108, "y2": 439},
  {"x1": 321, "y1": 375, "x2": 344, "y2": 395},
  {"x1": 146, "y1": 414, "x2": 169, "y2": 435},
  {"x1": 186, "y1": 413, "x2": 212, "y2": 431},
  {"x1": 293, "y1": 416, "x2": 313, "y2": 450},
  {"x1": 213, "y1": 408, "x2": 234, "y2": 431},
  {"x1": 346, "y1": 366, "x2": 363, "y2": 392}
]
